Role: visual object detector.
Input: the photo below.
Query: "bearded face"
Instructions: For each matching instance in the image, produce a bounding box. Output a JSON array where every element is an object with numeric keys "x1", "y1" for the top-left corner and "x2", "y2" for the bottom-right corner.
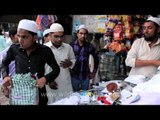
[
  {"x1": 143, "y1": 21, "x2": 159, "y2": 42},
  {"x1": 144, "y1": 33, "x2": 158, "y2": 42}
]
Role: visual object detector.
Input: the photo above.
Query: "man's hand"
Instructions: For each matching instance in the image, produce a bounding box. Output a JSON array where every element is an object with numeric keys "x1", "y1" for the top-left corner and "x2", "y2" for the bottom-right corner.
[
  {"x1": 2, "y1": 76, "x2": 12, "y2": 87},
  {"x1": 35, "y1": 77, "x2": 46, "y2": 89},
  {"x1": 89, "y1": 72, "x2": 96, "y2": 79},
  {"x1": 49, "y1": 81, "x2": 58, "y2": 89},
  {"x1": 1, "y1": 86, "x2": 10, "y2": 98},
  {"x1": 2, "y1": 76, "x2": 12, "y2": 98},
  {"x1": 60, "y1": 59, "x2": 72, "y2": 69}
]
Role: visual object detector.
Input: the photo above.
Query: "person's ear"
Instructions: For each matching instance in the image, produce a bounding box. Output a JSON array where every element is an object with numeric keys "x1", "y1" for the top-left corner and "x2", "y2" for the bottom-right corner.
[{"x1": 34, "y1": 35, "x2": 38, "y2": 42}]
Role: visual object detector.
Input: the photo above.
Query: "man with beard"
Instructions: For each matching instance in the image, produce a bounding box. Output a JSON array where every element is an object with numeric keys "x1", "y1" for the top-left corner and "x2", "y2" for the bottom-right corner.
[{"x1": 125, "y1": 16, "x2": 160, "y2": 78}]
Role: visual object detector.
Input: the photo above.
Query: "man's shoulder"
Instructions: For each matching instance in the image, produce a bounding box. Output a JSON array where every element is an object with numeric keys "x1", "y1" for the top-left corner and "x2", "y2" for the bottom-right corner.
[
  {"x1": 87, "y1": 42, "x2": 95, "y2": 48},
  {"x1": 63, "y1": 42, "x2": 72, "y2": 47},
  {"x1": 43, "y1": 41, "x2": 52, "y2": 47},
  {"x1": 133, "y1": 37, "x2": 144, "y2": 44},
  {"x1": 35, "y1": 43, "x2": 51, "y2": 53},
  {"x1": 69, "y1": 41, "x2": 75, "y2": 46},
  {"x1": 41, "y1": 44, "x2": 51, "y2": 50},
  {"x1": 9, "y1": 44, "x2": 20, "y2": 50}
]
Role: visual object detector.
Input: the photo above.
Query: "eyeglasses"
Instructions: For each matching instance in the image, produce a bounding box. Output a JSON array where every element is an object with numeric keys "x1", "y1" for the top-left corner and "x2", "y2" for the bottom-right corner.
[
  {"x1": 79, "y1": 32, "x2": 88, "y2": 35},
  {"x1": 52, "y1": 35, "x2": 64, "y2": 39}
]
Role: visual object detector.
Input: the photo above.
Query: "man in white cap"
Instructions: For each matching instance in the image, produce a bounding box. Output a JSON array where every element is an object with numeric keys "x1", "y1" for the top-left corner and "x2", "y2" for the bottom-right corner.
[
  {"x1": 1, "y1": 19, "x2": 60, "y2": 105},
  {"x1": 70, "y1": 24, "x2": 99, "y2": 92},
  {"x1": 125, "y1": 16, "x2": 160, "y2": 78},
  {"x1": 44, "y1": 23, "x2": 75, "y2": 104},
  {"x1": 42, "y1": 28, "x2": 51, "y2": 44}
]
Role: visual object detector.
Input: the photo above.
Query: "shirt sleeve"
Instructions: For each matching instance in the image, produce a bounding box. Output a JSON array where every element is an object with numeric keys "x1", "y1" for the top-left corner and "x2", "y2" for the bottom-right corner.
[
  {"x1": 90, "y1": 44, "x2": 99, "y2": 73},
  {"x1": 1, "y1": 46, "x2": 14, "y2": 79},
  {"x1": 44, "y1": 47, "x2": 60, "y2": 83},
  {"x1": 68, "y1": 46, "x2": 76, "y2": 69},
  {"x1": 125, "y1": 39, "x2": 140, "y2": 68}
]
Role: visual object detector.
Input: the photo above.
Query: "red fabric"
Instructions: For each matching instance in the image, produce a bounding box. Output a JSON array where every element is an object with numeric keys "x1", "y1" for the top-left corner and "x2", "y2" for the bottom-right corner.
[
  {"x1": 36, "y1": 15, "x2": 41, "y2": 30},
  {"x1": 97, "y1": 96, "x2": 111, "y2": 105}
]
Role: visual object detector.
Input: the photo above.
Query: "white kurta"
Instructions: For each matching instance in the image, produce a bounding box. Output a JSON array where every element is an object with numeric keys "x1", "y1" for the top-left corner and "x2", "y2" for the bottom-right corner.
[
  {"x1": 44, "y1": 41, "x2": 75, "y2": 104},
  {"x1": 125, "y1": 38, "x2": 160, "y2": 78}
]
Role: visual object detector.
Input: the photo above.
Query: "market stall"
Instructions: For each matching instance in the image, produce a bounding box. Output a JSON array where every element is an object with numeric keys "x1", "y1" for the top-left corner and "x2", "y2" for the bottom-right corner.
[
  {"x1": 72, "y1": 15, "x2": 147, "y2": 81},
  {"x1": 49, "y1": 70, "x2": 160, "y2": 105}
]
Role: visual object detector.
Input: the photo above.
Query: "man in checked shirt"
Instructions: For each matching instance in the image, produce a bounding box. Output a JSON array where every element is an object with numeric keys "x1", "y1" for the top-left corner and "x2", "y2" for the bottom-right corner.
[{"x1": 70, "y1": 24, "x2": 99, "y2": 92}]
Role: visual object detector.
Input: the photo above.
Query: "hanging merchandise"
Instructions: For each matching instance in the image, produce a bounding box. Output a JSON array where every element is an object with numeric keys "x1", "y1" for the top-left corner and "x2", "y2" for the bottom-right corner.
[
  {"x1": 124, "y1": 24, "x2": 133, "y2": 40},
  {"x1": 121, "y1": 15, "x2": 133, "y2": 40},
  {"x1": 108, "y1": 41, "x2": 126, "y2": 54},
  {"x1": 96, "y1": 15, "x2": 108, "y2": 33},
  {"x1": 113, "y1": 22, "x2": 125, "y2": 41},
  {"x1": 133, "y1": 21, "x2": 141, "y2": 36},
  {"x1": 36, "y1": 15, "x2": 57, "y2": 31},
  {"x1": 106, "y1": 21, "x2": 116, "y2": 32},
  {"x1": 103, "y1": 34, "x2": 112, "y2": 49},
  {"x1": 125, "y1": 40, "x2": 132, "y2": 51},
  {"x1": 98, "y1": 51, "x2": 117, "y2": 81},
  {"x1": 106, "y1": 15, "x2": 120, "y2": 33},
  {"x1": 132, "y1": 15, "x2": 146, "y2": 38}
]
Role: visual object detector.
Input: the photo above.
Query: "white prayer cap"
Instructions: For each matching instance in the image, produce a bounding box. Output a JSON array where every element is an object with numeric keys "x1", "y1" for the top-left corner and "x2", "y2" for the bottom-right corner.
[
  {"x1": 77, "y1": 24, "x2": 88, "y2": 31},
  {"x1": 50, "y1": 23, "x2": 64, "y2": 32},
  {"x1": 43, "y1": 29, "x2": 51, "y2": 37},
  {"x1": 18, "y1": 19, "x2": 38, "y2": 33},
  {"x1": 147, "y1": 16, "x2": 160, "y2": 26}
]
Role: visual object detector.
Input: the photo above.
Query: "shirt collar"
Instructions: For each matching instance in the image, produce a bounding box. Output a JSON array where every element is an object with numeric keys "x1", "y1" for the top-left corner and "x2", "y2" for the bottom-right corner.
[
  {"x1": 46, "y1": 41, "x2": 65, "y2": 49},
  {"x1": 19, "y1": 42, "x2": 39, "y2": 51},
  {"x1": 44, "y1": 41, "x2": 52, "y2": 47}
]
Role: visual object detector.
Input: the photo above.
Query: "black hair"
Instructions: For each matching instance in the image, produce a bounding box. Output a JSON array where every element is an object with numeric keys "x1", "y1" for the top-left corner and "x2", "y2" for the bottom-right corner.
[{"x1": 9, "y1": 27, "x2": 17, "y2": 37}]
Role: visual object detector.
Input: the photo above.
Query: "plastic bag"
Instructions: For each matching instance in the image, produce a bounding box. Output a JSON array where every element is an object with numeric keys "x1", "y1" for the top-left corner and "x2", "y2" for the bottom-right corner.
[{"x1": 10, "y1": 73, "x2": 39, "y2": 105}]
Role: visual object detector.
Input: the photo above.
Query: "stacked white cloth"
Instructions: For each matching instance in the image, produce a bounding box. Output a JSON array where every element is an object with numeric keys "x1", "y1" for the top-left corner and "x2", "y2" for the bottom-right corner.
[
  {"x1": 124, "y1": 75, "x2": 148, "y2": 85},
  {"x1": 130, "y1": 74, "x2": 160, "y2": 105},
  {"x1": 131, "y1": 92, "x2": 160, "y2": 105},
  {"x1": 133, "y1": 74, "x2": 160, "y2": 94},
  {"x1": 49, "y1": 92, "x2": 80, "y2": 105}
]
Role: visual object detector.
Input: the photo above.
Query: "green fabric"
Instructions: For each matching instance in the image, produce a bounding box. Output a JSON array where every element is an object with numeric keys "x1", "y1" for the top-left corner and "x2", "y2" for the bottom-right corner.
[
  {"x1": 0, "y1": 35, "x2": 7, "y2": 52},
  {"x1": 10, "y1": 73, "x2": 38, "y2": 105}
]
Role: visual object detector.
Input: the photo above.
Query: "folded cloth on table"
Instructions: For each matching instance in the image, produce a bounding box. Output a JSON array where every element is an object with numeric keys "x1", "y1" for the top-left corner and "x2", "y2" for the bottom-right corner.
[
  {"x1": 49, "y1": 92, "x2": 80, "y2": 105},
  {"x1": 124, "y1": 75, "x2": 147, "y2": 85},
  {"x1": 120, "y1": 89, "x2": 140, "y2": 105},
  {"x1": 131, "y1": 92, "x2": 160, "y2": 105},
  {"x1": 133, "y1": 74, "x2": 160, "y2": 94}
]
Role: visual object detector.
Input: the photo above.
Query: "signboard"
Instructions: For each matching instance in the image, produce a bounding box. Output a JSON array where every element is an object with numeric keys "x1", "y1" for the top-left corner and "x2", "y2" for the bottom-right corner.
[{"x1": 72, "y1": 15, "x2": 107, "y2": 33}]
